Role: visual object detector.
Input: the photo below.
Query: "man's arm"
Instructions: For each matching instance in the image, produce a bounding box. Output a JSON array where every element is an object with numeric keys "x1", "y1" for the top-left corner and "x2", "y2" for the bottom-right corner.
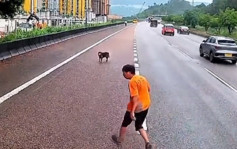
[
  {"x1": 148, "y1": 81, "x2": 151, "y2": 92},
  {"x1": 130, "y1": 95, "x2": 139, "y2": 120}
]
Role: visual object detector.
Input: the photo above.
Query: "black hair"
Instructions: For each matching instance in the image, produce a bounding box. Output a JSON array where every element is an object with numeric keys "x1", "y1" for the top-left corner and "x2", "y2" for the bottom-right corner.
[{"x1": 122, "y1": 64, "x2": 135, "y2": 74}]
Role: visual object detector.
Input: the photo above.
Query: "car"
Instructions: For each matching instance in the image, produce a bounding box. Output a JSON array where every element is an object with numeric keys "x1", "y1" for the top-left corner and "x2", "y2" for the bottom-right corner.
[
  {"x1": 177, "y1": 26, "x2": 190, "y2": 35},
  {"x1": 17, "y1": 22, "x2": 33, "y2": 31},
  {"x1": 199, "y1": 36, "x2": 237, "y2": 64},
  {"x1": 150, "y1": 19, "x2": 158, "y2": 27},
  {"x1": 162, "y1": 24, "x2": 175, "y2": 36},
  {"x1": 133, "y1": 19, "x2": 138, "y2": 23}
]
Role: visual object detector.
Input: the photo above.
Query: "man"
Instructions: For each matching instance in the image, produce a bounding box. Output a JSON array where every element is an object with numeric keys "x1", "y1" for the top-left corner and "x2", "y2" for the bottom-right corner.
[
  {"x1": 112, "y1": 64, "x2": 152, "y2": 149},
  {"x1": 124, "y1": 21, "x2": 127, "y2": 26}
]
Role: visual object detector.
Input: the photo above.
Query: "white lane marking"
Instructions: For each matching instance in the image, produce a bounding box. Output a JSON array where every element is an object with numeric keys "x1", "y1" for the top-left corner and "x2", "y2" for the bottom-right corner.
[
  {"x1": 0, "y1": 28, "x2": 126, "y2": 104},
  {"x1": 142, "y1": 118, "x2": 147, "y2": 131},
  {"x1": 134, "y1": 57, "x2": 138, "y2": 62},
  {"x1": 135, "y1": 70, "x2": 140, "y2": 75},
  {"x1": 133, "y1": 41, "x2": 148, "y2": 132},
  {"x1": 204, "y1": 68, "x2": 237, "y2": 93},
  {"x1": 134, "y1": 63, "x2": 139, "y2": 68},
  {"x1": 134, "y1": 50, "x2": 137, "y2": 53}
]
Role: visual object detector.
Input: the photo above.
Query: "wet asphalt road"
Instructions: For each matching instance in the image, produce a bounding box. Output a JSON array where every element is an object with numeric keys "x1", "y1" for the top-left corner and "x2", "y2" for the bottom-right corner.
[
  {"x1": 136, "y1": 22, "x2": 237, "y2": 149},
  {"x1": 1, "y1": 22, "x2": 237, "y2": 149},
  {"x1": 0, "y1": 24, "x2": 147, "y2": 148}
]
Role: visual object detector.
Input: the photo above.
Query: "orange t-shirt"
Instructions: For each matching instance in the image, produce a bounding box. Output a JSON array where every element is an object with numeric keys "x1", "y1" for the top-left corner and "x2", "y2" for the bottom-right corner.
[{"x1": 127, "y1": 75, "x2": 151, "y2": 112}]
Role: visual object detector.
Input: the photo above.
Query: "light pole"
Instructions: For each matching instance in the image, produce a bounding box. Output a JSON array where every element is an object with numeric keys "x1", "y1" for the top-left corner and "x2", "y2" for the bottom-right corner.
[{"x1": 85, "y1": 0, "x2": 89, "y2": 27}]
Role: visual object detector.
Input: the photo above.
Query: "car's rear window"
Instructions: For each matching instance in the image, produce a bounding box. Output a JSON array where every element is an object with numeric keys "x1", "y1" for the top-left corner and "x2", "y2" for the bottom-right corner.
[
  {"x1": 165, "y1": 26, "x2": 174, "y2": 29},
  {"x1": 181, "y1": 27, "x2": 188, "y2": 29},
  {"x1": 218, "y1": 40, "x2": 236, "y2": 45}
]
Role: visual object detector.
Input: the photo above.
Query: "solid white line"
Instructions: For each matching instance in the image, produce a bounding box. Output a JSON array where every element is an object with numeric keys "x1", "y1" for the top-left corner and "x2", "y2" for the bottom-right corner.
[
  {"x1": 204, "y1": 68, "x2": 237, "y2": 93},
  {"x1": 0, "y1": 28, "x2": 125, "y2": 104}
]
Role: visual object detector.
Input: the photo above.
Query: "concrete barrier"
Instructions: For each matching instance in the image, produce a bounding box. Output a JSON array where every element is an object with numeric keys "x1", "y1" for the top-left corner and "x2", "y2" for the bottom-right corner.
[{"x1": 0, "y1": 23, "x2": 123, "y2": 60}]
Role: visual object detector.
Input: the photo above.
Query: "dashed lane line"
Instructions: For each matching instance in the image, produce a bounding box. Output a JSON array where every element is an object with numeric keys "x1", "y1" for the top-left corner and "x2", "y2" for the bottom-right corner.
[{"x1": 133, "y1": 40, "x2": 148, "y2": 131}]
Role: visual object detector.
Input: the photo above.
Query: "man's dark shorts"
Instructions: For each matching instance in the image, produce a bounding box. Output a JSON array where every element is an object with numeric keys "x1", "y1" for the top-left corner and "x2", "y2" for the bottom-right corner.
[{"x1": 122, "y1": 109, "x2": 148, "y2": 131}]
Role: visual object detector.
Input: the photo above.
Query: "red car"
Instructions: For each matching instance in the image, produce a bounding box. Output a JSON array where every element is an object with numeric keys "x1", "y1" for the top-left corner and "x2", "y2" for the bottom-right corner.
[{"x1": 162, "y1": 24, "x2": 175, "y2": 36}]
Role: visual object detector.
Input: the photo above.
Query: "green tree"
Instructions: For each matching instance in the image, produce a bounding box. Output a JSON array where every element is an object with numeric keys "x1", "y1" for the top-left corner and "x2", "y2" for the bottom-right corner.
[
  {"x1": 0, "y1": 0, "x2": 24, "y2": 18},
  {"x1": 226, "y1": 0, "x2": 237, "y2": 10},
  {"x1": 184, "y1": 10, "x2": 198, "y2": 28},
  {"x1": 172, "y1": 15, "x2": 184, "y2": 24},
  {"x1": 199, "y1": 13, "x2": 211, "y2": 32},
  {"x1": 210, "y1": 16, "x2": 220, "y2": 33},
  {"x1": 219, "y1": 8, "x2": 237, "y2": 34}
]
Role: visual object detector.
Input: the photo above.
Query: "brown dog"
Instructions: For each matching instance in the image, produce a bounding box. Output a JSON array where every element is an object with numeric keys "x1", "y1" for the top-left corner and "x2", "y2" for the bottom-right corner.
[{"x1": 98, "y1": 52, "x2": 110, "y2": 62}]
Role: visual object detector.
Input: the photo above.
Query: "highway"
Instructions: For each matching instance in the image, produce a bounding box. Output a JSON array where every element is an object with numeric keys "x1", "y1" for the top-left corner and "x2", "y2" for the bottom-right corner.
[{"x1": 0, "y1": 22, "x2": 237, "y2": 149}]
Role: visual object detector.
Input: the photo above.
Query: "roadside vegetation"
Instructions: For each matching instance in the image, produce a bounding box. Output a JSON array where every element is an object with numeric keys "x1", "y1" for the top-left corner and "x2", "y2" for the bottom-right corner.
[
  {"x1": 162, "y1": 7, "x2": 237, "y2": 40},
  {"x1": 0, "y1": 21, "x2": 123, "y2": 44}
]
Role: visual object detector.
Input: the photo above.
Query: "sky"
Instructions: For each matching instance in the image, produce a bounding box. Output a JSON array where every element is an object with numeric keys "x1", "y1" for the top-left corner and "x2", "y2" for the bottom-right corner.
[
  {"x1": 111, "y1": 0, "x2": 213, "y2": 9},
  {"x1": 110, "y1": 0, "x2": 213, "y2": 16}
]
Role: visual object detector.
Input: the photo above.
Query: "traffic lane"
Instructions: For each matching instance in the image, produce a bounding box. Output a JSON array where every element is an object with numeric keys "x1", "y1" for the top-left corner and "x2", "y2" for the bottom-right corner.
[
  {"x1": 153, "y1": 23, "x2": 237, "y2": 92},
  {"x1": 0, "y1": 25, "x2": 125, "y2": 97},
  {"x1": 0, "y1": 25, "x2": 146, "y2": 149},
  {"x1": 136, "y1": 23, "x2": 237, "y2": 148}
]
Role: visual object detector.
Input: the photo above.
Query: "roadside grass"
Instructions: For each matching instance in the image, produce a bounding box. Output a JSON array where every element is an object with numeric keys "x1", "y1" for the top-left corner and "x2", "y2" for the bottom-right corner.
[{"x1": 190, "y1": 25, "x2": 237, "y2": 40}]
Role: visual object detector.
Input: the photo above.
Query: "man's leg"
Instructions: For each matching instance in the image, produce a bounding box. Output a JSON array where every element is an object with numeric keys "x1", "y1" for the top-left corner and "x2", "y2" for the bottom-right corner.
[
  {"x1": 112, "y1": 111, "x2": 132, "y2": 144},
  {"x1": 135, "y1": 109, "x2": 152, "y2": 149},
  {"x1": 139, "y1": 128, "x2": 149, "y2": 143},
  {"x1": 118, "y1": 126, "x2": 127, "y2": 142}
]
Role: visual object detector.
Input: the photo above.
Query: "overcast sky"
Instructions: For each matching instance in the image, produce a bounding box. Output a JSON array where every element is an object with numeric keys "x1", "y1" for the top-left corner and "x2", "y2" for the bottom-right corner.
[
  {"x1": 110, "y1": 0, "x2": 213, "y2": 16},
  {"x1": 111, "y1": 0, "x2": 213, "y2": 7}
]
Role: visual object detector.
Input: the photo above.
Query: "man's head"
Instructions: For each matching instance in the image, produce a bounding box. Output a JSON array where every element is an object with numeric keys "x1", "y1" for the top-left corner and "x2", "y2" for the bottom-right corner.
[{"x1": 122, "y1": 64, "x2": 135, "y2": 79}]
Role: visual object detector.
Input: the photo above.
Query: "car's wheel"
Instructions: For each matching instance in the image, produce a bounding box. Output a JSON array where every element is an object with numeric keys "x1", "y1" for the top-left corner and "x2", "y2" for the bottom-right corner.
[
  {"x1": 232, "y1": 60, "x2": 237, "y2": 64},
  {"x1": 172, "y1": 33, "x2": 174, "y2": 36},
  {"x1": 209, "y1": 52, "x2": 215, "y2": 63},
  {"x1": 199, "y1": 48, "x2": 204, "y2": 57},
  {"x1": 164, "y1": 32, "x2": 166, "y2": 35}
]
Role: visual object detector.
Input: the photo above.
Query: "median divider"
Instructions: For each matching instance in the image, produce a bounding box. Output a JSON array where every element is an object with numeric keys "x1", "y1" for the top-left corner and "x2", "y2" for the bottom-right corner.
[{"x1": 0, "y1": 22, "x2": 124, "y2": 61}]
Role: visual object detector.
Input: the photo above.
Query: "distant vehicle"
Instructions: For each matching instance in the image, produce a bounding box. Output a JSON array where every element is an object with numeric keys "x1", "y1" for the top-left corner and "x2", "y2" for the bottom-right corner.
[
  {"x1": 199, "y1": 36, "x2": 237, "y2": 64},
  {"x1": 177, "y1": 26, "x2": 190, "y2": 35},
  {"x1": 157, "y1": 19, "x2": 162, "y2": 24},
  {"x1": 162, "y1": 24, "x2": 175, "y2": 36},
  {"x1": 17, "y1": 22, "x2": 33, "y2": 31},
  {"x1": 147, "y1": 17, "x2": 152, "y2": 23},
  {"x1": 150, "y1": 19, "x2": 158, "y2": 27},
  {"x1": 133, "y1": 19, "x2": 138, "y2": 23}
]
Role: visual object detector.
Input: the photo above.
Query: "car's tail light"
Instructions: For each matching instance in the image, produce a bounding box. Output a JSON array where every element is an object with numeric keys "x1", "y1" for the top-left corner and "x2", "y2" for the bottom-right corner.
[{"x1": 215, "y1": 46, "x2": 222, "y2": 50}]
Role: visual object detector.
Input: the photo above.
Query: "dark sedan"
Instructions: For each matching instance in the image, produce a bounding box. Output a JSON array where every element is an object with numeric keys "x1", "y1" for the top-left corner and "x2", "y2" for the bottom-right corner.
[{"x1": 199, "y1": 36, "x2": 237, "y2": 64}]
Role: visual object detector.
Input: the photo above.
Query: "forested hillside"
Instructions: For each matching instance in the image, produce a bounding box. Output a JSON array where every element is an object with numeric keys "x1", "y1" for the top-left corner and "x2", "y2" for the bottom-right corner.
[{"x1": 137, "y1": 0, "x2": 193, "y2": 18}]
